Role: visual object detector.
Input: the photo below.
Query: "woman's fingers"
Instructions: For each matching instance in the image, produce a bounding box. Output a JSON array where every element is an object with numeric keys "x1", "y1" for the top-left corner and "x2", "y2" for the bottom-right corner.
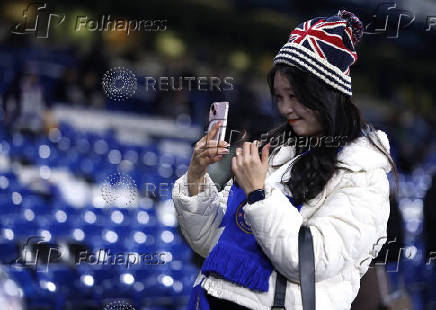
[
  {"x1": 196, "y1": 139, "x2": 228, "y2": 162},
  {"x1": 211, "y1": 153, "x2": 224, "y2": 163},
  {"x1": 196, "y1": 139, "x2": 227, "y2": 151},
  {"x1": 201, "y1": 147, "x2": 229, "y2": 159},
  {"x1": 206, "y1": 120, "x2": 222, "y2": 142},
  {"x1": 250, "y1": 140, "x2": 260, "y2": 160},
  {"x1": 196, "y1": 140, "x2": 228, "y2": 156},
  {"x1": 243, "y1": 141, "x2": 251, "y2": 159},
  {"x1": 261, "y1": 143, "x2": 271, "y2": 166},
  {"x1": 235, "y1": 141, "x2": 261, "y2": 163},
  {"x1": 235, "y1": 147, "x2": 243, "y2": 166},
  {"x1": 194, "y1": 122, "x2": 220, "y2": 151}
]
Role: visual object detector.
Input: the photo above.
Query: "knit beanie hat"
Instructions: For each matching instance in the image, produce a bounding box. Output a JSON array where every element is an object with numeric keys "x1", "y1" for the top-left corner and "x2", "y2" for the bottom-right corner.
[{"x1": 273, "y1": 10, "x2": 364, "y2": 97}]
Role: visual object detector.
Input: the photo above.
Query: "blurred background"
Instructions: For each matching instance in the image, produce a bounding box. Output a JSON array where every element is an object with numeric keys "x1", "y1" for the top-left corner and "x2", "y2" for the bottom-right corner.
[{"x1": 0, "y1": 0, "x2": 435, "y2": 309}]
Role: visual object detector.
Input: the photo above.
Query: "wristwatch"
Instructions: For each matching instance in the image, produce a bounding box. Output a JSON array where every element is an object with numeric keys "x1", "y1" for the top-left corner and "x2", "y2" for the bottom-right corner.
[{"x1": 247, "y1": 189, "x2": 265, "y2": 204}]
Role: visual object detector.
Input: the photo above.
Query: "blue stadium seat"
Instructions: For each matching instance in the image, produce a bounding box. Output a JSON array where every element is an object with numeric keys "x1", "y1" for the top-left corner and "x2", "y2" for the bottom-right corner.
[
  {"x1": 47, "y1": 223, "x2": 74, "y2": 241},
  {"x1": 108, "y1": 208, "x2": 131, "y2": 225},
  {"x1": 90, "y1": 267, "x2": 124, "y2": 299},
  {"x1": 80, "y1": 207, "x2": 108, "y2": 226},
  {"x1": 11, "y1": 221, "x2": 40, "y2": 241},
  {"x1": 0, "y1": 241, "x2": 18, "y2": 263},
  {"x1": 0, "y1": 171, "x2": 17, "y2": 182},
  {"x1": 37, "y1": 265, "x2": 81, "y2": 298},
  {"x1": 6, "y1": 267, "x2": 55, "y2": 308},
  {"x1": 80, "y1": 224, "x2": 104, "y2": 246},
  {"x1": 125, "y1": 227, "x2": 158, "y2": 252},
  {"x1": 7, "y1": 268, "x2": 37, "y2": 297},
  {"x1": 52, "y1": 206, "x2": 81, "y2": 226},
  {"x1": 0, "y1": 193, "x2": 21, "y2": 219}
]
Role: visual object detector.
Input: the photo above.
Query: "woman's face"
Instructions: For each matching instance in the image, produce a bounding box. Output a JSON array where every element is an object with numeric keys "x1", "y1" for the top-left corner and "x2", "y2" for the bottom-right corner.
[{"x1": 274, "y1": 71, "x2": 323, "y2": 136}]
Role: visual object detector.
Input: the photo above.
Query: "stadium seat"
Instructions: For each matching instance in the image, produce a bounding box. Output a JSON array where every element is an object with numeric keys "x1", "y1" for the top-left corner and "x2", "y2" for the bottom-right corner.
[{"x1": 0, "y1": 241, "x2": 18, "y2": 264}]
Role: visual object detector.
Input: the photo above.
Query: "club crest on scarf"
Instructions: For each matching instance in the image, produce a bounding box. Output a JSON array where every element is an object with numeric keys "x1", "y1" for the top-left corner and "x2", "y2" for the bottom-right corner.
[{"x1": 235, "y1": 199, "x2": 252, "y2": 234}]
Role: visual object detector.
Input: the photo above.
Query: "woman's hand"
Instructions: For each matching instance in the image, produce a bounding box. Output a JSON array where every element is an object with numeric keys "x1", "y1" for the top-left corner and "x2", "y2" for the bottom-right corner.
[
  {"x1": 231, "y1": 141, "x2": 271, "y2": 196},
  {"x1": 187, "y1": 121, "x2": 229, "y2": 194}
]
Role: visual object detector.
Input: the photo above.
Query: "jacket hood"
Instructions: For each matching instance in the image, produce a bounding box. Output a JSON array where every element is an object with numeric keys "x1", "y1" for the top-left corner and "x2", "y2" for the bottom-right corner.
[
  {"x1": 337, "y1": 129, "x2": 392, "y2": 173},
  {"x1": 268, "y1": 130, "x2": 392, "y2": 174}
]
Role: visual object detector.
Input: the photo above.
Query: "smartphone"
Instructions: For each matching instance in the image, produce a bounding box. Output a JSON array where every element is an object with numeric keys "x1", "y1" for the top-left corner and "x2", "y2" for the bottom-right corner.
[{"x1": 208, "y1": 102, "x2": 229, "y2": 141}]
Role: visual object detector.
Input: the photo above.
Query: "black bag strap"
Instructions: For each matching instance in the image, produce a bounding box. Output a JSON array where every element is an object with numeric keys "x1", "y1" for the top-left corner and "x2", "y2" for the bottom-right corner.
[
  {"x1": 298, "y1": 225, "x2": 316, "y2": 310},
  {"x1": 272, "y1": 225, "x2": 316, "y2": 310},
  {"x1": 272, "y1": 272, "x2": 287, "y2": 309}
]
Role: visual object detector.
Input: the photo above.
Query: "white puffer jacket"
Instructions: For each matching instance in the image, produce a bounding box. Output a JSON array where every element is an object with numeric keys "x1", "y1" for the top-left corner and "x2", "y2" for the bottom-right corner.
[{"x1": 171, "y1": 130, "x2": 392, "y2": 310}]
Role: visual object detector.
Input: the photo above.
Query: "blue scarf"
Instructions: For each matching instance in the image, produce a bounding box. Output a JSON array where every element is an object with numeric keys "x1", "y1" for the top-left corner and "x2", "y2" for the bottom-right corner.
[{"x1": 187, "y1": 181, "x2": 301, "y2": 309}]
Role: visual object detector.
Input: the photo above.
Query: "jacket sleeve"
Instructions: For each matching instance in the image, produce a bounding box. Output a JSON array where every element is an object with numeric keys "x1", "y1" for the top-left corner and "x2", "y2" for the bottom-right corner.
[
  {"x1": 243, "y1": 168, "x2": 390, "y2": 282},
  {"x1": 171, "y1": 171, "x2": 232, "y2": 258}
]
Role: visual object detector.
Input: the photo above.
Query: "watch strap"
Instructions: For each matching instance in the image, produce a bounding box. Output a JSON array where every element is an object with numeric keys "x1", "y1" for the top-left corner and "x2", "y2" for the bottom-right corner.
[{"x1": 247, "y1": 189, "x2": 265, "y2": 204}]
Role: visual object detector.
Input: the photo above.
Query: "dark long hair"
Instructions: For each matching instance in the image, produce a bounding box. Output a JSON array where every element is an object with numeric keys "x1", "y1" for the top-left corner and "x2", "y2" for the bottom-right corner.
[{"x1": 258, "y1": 64, "x2": 398, "y2": 205}]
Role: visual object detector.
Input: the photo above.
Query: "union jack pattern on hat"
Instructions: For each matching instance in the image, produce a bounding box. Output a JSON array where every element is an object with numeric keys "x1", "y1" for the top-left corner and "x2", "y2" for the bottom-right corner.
[{"x1": 273, "y1": 10, "x2": 364, "y2": 97}]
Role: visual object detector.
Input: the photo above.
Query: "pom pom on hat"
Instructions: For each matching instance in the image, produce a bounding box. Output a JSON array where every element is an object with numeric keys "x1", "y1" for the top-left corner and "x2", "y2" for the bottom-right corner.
[{"x1": 337, "y1": 10, "x2": 364, "y2": 46}]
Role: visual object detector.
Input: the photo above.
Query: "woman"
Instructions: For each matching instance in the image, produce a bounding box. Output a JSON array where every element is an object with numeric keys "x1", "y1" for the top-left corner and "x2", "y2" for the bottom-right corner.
[{"x1": 172, "y1": 10, "x2": 397, "y2": 310}]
